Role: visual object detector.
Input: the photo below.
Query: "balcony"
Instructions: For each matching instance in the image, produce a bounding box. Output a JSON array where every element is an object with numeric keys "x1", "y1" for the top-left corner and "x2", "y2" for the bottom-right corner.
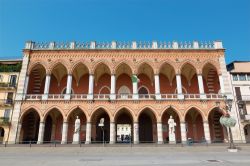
[
  {"x1": 0, "y1": 99, "x2": 13, "y2": 106},
  {"x1": 0, "y1": 117, "x2": 10, "y2": 126},
  {"x1": 241, "y1": 95, "x2": 250, "y2": 102},
  {"x1": 24, "y1": 93, "x2": 224, "y2": 101},
  {"x1": 0, "y1": 82, "x2": 16, "y2": 90}
]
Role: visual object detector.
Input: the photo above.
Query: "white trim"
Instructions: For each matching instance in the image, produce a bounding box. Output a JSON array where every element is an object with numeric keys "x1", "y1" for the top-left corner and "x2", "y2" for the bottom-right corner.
[{"x1": 99, "y1": 86, "x2": 111, "y2": 94}]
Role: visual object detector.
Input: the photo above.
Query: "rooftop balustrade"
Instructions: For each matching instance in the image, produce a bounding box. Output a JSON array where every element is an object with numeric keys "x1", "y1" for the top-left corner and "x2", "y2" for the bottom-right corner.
[{"x1": 25, "y1": 40, "x2": 223, "y2": 50}]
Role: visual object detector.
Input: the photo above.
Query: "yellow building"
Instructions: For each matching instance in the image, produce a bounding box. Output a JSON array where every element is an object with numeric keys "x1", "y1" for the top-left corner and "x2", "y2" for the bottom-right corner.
[{"x1": 0, "y1": 59, "x2": 21, "y2": 143}]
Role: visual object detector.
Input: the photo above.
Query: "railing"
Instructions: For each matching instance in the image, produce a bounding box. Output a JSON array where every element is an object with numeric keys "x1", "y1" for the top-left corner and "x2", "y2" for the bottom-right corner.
[
  {"x1": 48, "y1": 94, "x2": 65, "y2": 100},
  {"x1": 116, "y1": 94, "x2": 133, "y2": 100},
  {"x1": 25, "y1": 94, "x2": 42, "y2": 100},
  {"x1": 0, "y1": 82, "x2": 16, "y2": 88},
  {"x1": 138, "y1": 94, "x2": 155, "y2": 99},
  {"x1": 241, "y1": 95, "x2": 250, "y2": 101},
  {"x1": 0, "y1": 99, "x2": 13, "y2": 105},
  {"x1": 184, "y1": 94, "x2": 201, "y2": 99},
  {"x1": 23, "y1": 93, "x2": 224, "y2": 101},
  {"x1": 71, "y1": 94, "x2": 88, "y2": 100},
  {"x1": 0, "y1": 117, "x2": 10, "y2": 125},
  {"x1": 30, "y1": 40, "x2": 222, "y2": 50},
  {"x1": 161, "y1": 94, "x2": 178, "y2": 99},
  {"x1": 93, "y1": 94, "x2": 110, "y2": 100}
]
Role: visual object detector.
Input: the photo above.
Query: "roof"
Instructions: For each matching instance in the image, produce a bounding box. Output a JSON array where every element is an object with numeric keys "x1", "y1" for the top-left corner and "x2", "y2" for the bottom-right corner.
[{"x1": 227, "y1": 61, "x2": 250, "y2": 73}]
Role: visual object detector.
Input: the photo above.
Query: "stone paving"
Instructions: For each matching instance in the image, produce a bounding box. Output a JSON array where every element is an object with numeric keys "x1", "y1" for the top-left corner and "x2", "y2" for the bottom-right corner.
[{"x1": 1, "y1": 145, "x2": 250, "y2": 166}]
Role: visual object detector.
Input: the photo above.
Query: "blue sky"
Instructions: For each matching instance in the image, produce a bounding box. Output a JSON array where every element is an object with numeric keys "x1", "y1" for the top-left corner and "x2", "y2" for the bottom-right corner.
[{"x1": 0, "y1": 0, "x2": 249, "y2": 63}]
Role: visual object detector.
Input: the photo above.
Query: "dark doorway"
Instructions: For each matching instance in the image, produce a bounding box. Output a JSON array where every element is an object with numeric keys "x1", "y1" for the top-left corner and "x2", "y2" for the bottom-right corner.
[
  {"x1": 22, "y1": 111, "x2": 40, "y2": 143},
  {"x1": 44, "y1": 115, "x2": 53, "y2": 142},
  {"x1": 95, "y1": 113, "x2": 110, "y2": 142},
  {"x1": 139, "y1": 113, "x2": 153, "y2": 143}
]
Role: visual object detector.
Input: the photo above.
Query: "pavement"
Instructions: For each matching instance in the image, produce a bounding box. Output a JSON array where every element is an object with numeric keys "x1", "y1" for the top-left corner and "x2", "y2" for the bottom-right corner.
[{"x1": 1, "y1": 145, "x2": 250, "y2": 166}]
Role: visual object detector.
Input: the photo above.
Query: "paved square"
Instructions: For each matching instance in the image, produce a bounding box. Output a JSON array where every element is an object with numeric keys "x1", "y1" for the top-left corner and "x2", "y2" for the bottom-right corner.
[{"x1": 1, "y1": 145, "x2": 250, "y2": 166}]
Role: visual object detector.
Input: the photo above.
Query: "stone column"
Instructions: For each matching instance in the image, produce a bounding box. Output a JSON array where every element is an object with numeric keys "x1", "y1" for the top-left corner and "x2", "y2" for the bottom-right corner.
[
  {"x1": 203, "y1": 121, "x2": 211, "y2": 143},
  {"x1": 37, "y1": 122, "x2": 45, "y2": 144},
  {"x1": 132, "y1": 75, "x2": 139, "y2": 100},
  {"x1": 133, "y1": 122, "x2": 139, "y2": 144},
  {"x1": 110, "y1": 122, "x2": 116, "y2": 144},
  {"x1": 42, "y1": 74, "x2": 51, "y2": 100},
  {"x1": 23, "y1": 75, "x2": 29, "y2": 99},
  {"x1": 154, "y1": 74, "x2": 161, "y2": 100},
  {"x1": 9, "y1": 53, "x2": 30, "y2": 143},
  {"x1": 87, "y1": 74, "x2": 94, "y2": 100},
  {"x1": 110, "y1": 74, "x2": 116, "y2": 100},
  {"x1": 85, "y1": 122, "x2": 92, "y2": 144},
  {"x1": 15, "y1": 123, "x2": 22, "y2": 144},
  {"x1": 197, "y1": 74, "x2": 206, "y2": 99},
  {"x1": 64, "y1": 74, "x2": 72, "y2": 100},
  {"x1": 61, "y1": 122, "x2": 68, "y2": 144},
  {"x1": 157, "y1": 122, "x2": 163, "y2": 144},
  {"x1": 219, "y1": 75, "x2": 225, "y2": 94},
  {"x1": 176, "y1": 74, "x2": 184, "y2": 99},
  {"x1": 180, "y1": 122, "x2": 187, "y2": 144}
]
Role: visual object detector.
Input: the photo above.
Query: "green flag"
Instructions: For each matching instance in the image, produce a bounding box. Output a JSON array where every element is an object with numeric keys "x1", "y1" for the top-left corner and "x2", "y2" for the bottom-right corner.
[{"x1": 131, "y1": 75, "x2": 140, "y2": 83}]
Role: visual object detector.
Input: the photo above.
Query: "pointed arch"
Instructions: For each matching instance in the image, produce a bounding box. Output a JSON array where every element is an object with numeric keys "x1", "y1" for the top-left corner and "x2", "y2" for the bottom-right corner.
[
  {"x1": 28, "y1": 62, "x2": 47, "y2": 75},
  {"x1": 20, "y1": 107, "x2": 42, "y2": 122},
  {"x1": 43, "y1": 106, "x2": 65, "y2": 121},
  {"x1": 67, "y1": 105, "x2": 89, "y2": 121},
  {"x1": 184, "y1": 106, "x2": 206, "y2": 122},
  {"x1": 114, "y1": 106, "x2": 136, "y2": 122},
  {"x1": 90, "y1": 106, "x2": 113, "y2": 122}
]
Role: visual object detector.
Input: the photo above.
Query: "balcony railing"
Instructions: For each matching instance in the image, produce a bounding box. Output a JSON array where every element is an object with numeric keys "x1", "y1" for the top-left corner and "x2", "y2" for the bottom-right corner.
[
  {"x1": 0, "y1": 82, "x2": 16, "y2": 89},
  {"x1": 241, "y1": 95, "x2": 250, "y2": 101},
  {"x1": 0, "y1": 99, "x2": 13, "y2": 106},
  {"x1": 24, "y1": 93, "x2": 224, "y2": 101},
  {"x1": 0, "y1": 117, "x2": 10, "y2": 125}
]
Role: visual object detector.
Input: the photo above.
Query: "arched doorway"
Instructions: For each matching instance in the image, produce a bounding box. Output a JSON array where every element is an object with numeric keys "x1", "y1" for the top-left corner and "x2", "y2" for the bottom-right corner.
[
  {"x1": 208, "y1": 108, "x2": 225, "y2": 143},
  {"x1": 43, "y1": 109, "x2": 63, "y2": 143},
  {"x1": 138, "y1": 109, "x2": 157, "y2": 143},
  {"x1": 0, "y1": 127, "x2": 4, "y2": 142},
  {"x1": 185, "y1": 108, "x2": 205, "y2": 143},
  {"x1": 67, "y1": 108, "x2": 87, "y2": 143},
  {"x1": 244, "y1": 124, "x2": 250, "y2": 143},
  {"x1": 161, "y1": 108, "x2": 181, "y2": 143},
  {"x1": 91, "y1": 108, "x2": 110, "y2": 143},
  {"x1": 21, "y1": 109, "x2": 40, "y2": 143},
  {"x1": 115, "y1": 108, "x2": 133, "y2": 143}
]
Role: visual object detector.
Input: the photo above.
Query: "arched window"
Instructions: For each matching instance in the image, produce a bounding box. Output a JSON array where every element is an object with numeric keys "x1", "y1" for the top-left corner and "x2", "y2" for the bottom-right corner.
[{"x1": 138, "y1": 86, "x2": 149, "y2": 94}]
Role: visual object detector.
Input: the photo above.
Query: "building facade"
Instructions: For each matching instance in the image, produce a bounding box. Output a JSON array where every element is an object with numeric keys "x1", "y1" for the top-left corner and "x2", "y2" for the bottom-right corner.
[
  {"x1": 7, "y1": 40, "x2": 243, "y2": 144},
  {"x1": 227, "y1": 61, "x2": 250, "y2": 143},
  {"x1": 0, "y1": 59, "x2": 21, "y2": 143}
]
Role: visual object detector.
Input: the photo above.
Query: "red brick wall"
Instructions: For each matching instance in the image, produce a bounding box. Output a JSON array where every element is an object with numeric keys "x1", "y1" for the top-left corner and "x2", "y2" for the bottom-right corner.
[
  {"x1": 159, "y1": 74, "x2": 177, "y2": 94},
  {"x1": 72, "y1": 74, "x2": 89, "y2": 94},
  {"x1": 49, "y1": 75, "x2": 67, "y2": 94},
  {"x1": 94, "y1": 74, "x2": 111, "y2": 94},
  {"x1": 138, "y1": 74, "x2": 154, "y2": 94},
  {"x1": 116, "y1": 74, "x2": 132, "y2": 93}
]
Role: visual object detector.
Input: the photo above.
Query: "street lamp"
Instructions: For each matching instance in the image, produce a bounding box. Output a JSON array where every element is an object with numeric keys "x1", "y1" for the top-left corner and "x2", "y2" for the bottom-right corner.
[
  {"x1": 98, "y1": 118, "x2": 105, "y2": 146},
  {"x1": 218, "y1": 95, "x2": 237, "y2": 151}
]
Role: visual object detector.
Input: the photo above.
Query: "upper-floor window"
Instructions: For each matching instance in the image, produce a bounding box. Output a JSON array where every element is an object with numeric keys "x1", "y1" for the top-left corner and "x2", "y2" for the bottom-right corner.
[
  {"x1": 0, "y1": 75, "x2": 3, "y2": 82},
  {"x1": 9, "y1": 75, "x2": 17, "y2": 86},
  {"x1": 4, "y1": 109, "x2": 11, "y2": 118},
  {"x1": 239, "y1": 74, "x2": 246, "y2": 81},
  {"x1": 247, "y1": 74, "x2": 250, "y2": 81},
  {"x1": 232, "y1": 74, "x2": 238, "y2": 81}
]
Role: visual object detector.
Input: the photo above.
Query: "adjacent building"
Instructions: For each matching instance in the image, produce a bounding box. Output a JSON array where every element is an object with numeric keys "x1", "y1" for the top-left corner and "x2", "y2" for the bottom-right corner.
[
  {"x1": 227, "y1": 61, "x2": 250, "y2": 143},
  {"x1": 6, "y1": 40, "x2": 243, "y2": 144},
  {"x1": 0, "y1": 59, "x2": 21, "y2": 143}
]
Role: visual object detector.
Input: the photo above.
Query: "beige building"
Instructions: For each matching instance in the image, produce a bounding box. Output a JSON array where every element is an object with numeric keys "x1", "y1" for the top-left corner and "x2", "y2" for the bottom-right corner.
[
  {"x1": 227, "y1": 61, "x2": 250, "y2": 143},
  {"x1": 0, "y1": 59, "x2": 21, "y2": 143}
]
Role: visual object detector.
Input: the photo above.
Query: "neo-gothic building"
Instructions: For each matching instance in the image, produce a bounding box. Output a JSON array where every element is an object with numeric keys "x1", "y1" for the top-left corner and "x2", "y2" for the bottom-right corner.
[{"x1": 7, "y1": 40, "x2": 243, "y2": 144}]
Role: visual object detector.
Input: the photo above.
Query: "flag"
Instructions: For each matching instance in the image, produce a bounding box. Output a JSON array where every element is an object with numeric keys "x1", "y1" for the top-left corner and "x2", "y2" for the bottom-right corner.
[{"x1": 131, "y1": 75, "x2": 140, "y2": 83}]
